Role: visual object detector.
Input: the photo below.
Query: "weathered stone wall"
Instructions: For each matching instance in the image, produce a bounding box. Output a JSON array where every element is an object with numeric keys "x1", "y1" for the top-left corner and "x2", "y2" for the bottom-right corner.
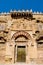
[
  {"x1": 0, "y1": 12, "x2": 43, "y2": 64},
  {"x1": 0, "y1": 43, "x2": 5, "y2": 63}
]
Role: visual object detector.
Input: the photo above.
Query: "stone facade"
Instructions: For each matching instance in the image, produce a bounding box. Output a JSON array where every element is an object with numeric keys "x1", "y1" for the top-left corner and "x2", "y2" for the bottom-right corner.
[{"x1": 0, "y1": 10, "x2": 43, "y2": 64}]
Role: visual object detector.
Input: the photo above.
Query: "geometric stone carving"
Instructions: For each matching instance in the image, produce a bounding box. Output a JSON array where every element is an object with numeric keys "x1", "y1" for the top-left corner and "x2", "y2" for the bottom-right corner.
[{"x1": 0, "y1": 23, "x2": 5, "y2": 31}]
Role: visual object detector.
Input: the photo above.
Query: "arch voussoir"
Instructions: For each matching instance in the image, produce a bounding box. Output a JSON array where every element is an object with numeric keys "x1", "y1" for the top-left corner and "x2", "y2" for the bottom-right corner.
[{"x1": 12, "y1": 31, "x2": 31, "y2": 40}]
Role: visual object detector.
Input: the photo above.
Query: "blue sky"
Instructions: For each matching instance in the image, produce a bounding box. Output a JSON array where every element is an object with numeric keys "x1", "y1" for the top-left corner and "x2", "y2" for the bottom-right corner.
[{"x1": 0, "y1": 0, "x2": 43, "y2": 12}]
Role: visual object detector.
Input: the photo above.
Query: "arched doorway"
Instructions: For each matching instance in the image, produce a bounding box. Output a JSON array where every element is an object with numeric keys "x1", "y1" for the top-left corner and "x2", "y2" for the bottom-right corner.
[
  {"x1": 17, "y1": 46, "x2": 26, "y2": 62},
  {"x1": 12, "y1": 31, "x2": 31, "y2": 63}
]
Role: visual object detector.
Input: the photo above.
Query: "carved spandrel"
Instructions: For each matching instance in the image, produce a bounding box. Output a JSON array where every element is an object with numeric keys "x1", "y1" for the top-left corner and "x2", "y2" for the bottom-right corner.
[
  {"x1": 10, "y1": 19, "x2": 34, "y2": 30},
  {"x1": 11, "y1": 21, "x2": 26, "y2": 29}
]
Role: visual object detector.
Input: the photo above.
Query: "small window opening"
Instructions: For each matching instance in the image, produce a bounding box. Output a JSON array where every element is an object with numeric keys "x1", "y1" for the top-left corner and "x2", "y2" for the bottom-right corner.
[
  {"x1": 35, "y1": 31, "x2": 40, "y2": 33},
  {"x1": 36, "y1": 20, "x2": 40, "y2": 23}
]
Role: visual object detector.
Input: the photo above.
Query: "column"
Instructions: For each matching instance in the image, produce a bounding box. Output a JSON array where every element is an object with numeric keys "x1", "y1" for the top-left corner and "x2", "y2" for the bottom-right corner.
[
  {"x1": 26, "y1": 45, "x2": 29, "y2": 63},
  {"x1": 12, "y1": 43, "x2": 14, "y2": 63},
  {"x1": 26, "y1": 44, "x2": 30, "y2": 63},
  {"x1": 15, "y1": 45, "x2": 17, "y2": 63}
]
